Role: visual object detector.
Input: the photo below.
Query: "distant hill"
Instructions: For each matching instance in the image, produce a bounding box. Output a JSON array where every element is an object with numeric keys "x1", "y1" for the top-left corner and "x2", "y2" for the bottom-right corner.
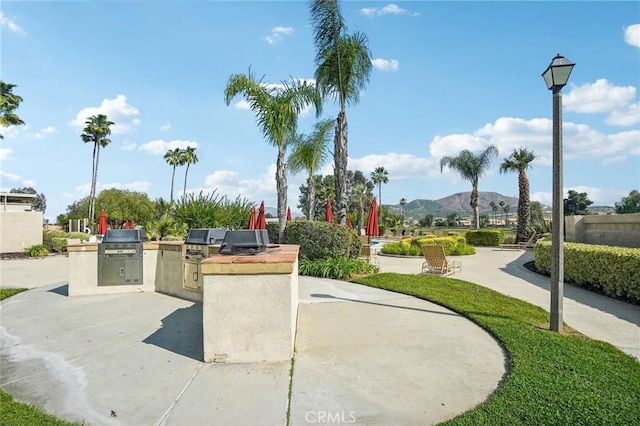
[{"x1": 387, "y1": 192, "x2": 521, "y2": 220}]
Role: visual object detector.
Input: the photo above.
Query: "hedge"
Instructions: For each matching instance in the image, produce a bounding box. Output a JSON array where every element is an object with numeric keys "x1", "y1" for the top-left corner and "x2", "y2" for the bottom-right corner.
[
  {"x1": 285, "y1": 220, "x2": 359, "y2": 261},
  {"x1": 534, "y1": 240, "x2": 640, "y2": 304},
  {"x1": 465, "y1": 230, "x2": 504, "y2": 246}
]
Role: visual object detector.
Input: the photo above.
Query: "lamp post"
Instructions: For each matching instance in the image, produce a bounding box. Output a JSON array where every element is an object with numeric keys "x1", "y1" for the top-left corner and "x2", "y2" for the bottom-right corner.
[{"x1": 542, "y1": 54, "x2": 575, "y2": 332}]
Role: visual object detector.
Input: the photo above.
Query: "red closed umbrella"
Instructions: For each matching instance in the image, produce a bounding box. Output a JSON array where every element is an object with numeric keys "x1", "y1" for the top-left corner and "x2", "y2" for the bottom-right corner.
[
  {"x1": 345, "y1": 216, "x2": 352, "y2": 230},
  {"x1": 130, "y1": 219, "x2": 135, "y2": 229},
  {"x1": 287, "y1": 207, "x2": 292, "y2": 221},
  {"x1": 248, "y1": 206, "x2": 257, "y2": 229},
  {"x1": 123, "y1": 220, "x2": 129, "y2": 230},
  {"x1": 366, "y1": 197, "x2": 379, "y2": 237},
  {"x1": 256, "y1": 201, "x2": 266, "y2": 230},
  {"x1": 325, "y1": 199, "x2": 333, "y2": 223},
  {"x1": 98, "y1": 210, "x2": 108, "y2": 235}
]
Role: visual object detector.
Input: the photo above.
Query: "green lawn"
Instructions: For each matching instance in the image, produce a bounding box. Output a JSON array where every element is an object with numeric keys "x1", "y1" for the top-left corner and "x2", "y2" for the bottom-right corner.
[
  {"x1": 353, "y1": 273, "x2": 640, "y2": 425},
  {"x1": 0, "y1": 288, "x2": 81, "y2": 426}
]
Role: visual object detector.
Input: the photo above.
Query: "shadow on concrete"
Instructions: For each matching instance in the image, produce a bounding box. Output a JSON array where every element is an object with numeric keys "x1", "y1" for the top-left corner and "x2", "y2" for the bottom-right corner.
[
  {"x1": 47, "y1": 284, "x2": 68, "y2": 297},
  {"x1": 501, "y1": 254, "x2": 639, "y2": 327},
  {"x1": 143, "y1": 303, "x2": 203, "y2": 361},
  {"x1": 310, "y1": 293, "x2": 460, "y2": 317}
]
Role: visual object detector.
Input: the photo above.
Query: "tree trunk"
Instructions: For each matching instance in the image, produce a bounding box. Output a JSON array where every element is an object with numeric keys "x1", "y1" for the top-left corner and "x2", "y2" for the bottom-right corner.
[
  {"x1": 517, "y1": 171, "x2": 531, "y2": 242},
  {"x1": 88, "y1": 142, "x2": 98, "y2": 227},
  {"x1": 90, "y1": 144, "x2": 102, "y2": 227},
  {"x1": 358, "y1": 200, "x2": 364, "y2": 233},
  {"x1": 276, "y1": 145, "x2": 287, "y2": 243},
  {"x1": 470, "y1": 185, "x2": 479, "y2": 229},
  {"x1": 307, "y1": 175, "x2": 316, "y2": 220},
  {"x1": 170, "y1": 166, "x2": 176, "y2": 203},
  {"x1": 334, "y1": 111, "x2": 348, "y2": 225},
  {"x1": 183, "y1": 164, "x2": 190, "y2": 201}
]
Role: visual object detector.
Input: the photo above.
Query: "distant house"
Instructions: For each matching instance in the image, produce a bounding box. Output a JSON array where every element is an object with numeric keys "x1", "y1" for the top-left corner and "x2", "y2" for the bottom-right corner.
[{"x1": 0, "y1": 192, "x2": 43, "y2": 253}]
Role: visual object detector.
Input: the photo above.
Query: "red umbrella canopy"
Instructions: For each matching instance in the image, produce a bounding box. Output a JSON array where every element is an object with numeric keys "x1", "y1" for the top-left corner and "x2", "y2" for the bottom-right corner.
[
  {"x1": 345, "y1": 216, "x2": 352, "y2": 229},
  {"x1": 256, "y1": 201, "x2": 267, "y2": 230},
  {"x1": 287, "y1": 207, "x2": 292, "y2": 221},
  {"x1": 123, "y1": 220, "x2": 129, "y2": 230},
  {"x1": 248, "y1": 206, "x2": 257, "y2": 229},
  {"x1": 130, "y1": 219, "x2": 136, "y2": 229},
  {"x1": 97, "y1": 210, "x2": 108, "y2": 235},
  {"x1": 366, "y1": 197, "x2": 379, "y2": 237},
  {"x1": 325, "y1": 199, "x2": 333, "y2": 223}
]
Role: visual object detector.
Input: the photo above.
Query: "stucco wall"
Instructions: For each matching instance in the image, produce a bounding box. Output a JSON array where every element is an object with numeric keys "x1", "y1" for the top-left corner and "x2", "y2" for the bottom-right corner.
[
  {"x1": 0, "y1": 211, "x2": 43, "y2": 253},
  {"x1": 565, "y1": 213, "x2": 640, "y2": 248}
]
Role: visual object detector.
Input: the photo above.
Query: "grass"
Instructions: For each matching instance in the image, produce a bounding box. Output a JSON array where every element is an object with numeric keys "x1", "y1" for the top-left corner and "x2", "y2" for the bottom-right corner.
[
  {"x1": 353, "y1": 273, "x2": 640, "y2": 425},
  {"x1": 0, "y1": 288, "x2": 81, "y2": 426}
]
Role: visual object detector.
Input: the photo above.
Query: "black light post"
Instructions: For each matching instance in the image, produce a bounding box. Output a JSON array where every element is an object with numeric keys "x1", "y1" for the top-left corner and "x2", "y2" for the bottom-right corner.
[{"x1": 542, "y1": 54, "x2": 575, "y2": 332}]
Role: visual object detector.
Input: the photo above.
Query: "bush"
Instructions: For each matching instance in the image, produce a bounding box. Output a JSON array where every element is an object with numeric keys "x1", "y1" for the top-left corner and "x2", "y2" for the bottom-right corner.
[
  {"x1": 50, "y1": 237, "x2": 68, "y2": 253},
  {"x1": 298, "y1": 257, "x2": 378, "y2": 279},
  {"x1": 417, "y1": 236, "x2": 461, "y2": 253},
  {"x1": 449, "y1": 242, "x2": 477, "y2": 255},
  {"x1": 266, "y1": 222, "x2": 280, "y2": 244},
  {"x1": 465, "y1": 230, "x2": 504, "y2": 246},
  {"x1": 24, "y1": 244, "x2": 48, "y2": 257},
  {"x1": 43, "y1": 230, "x2": 67, "y2": 251},
  {"x1": 535, "y1": 240, "x2": 640, "y2": 304},
  {"x1": 286, "y1": 220, "x2": 354, "y2": 260},
  {"x1": 67, "y1": 232, "x2": 90, "y2": 241},
  {"x1": 381, "y1": 241, "x2": 421, "y2": 256}
]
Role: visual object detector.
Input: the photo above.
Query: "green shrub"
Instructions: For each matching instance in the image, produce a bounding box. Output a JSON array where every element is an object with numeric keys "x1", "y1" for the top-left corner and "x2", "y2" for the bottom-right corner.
[
  {"x1": 535, "y1": 240, "x2": 640, "y2": 304},
  {"x1": 417, "y1": 236, "x2": 460, "y2": 253},
  {"x1": 42, "y1": 230, "x2": 68, "y2": 251},
  {"x1": 286, "y1": 220, "x2": 354, "y2": 260},
  {"x1": 381, "y1": 241, "x2": 421, "y2": 256},
  {"x1": 449, "y1": 242, "x2": 476, "y2": 255},
  {"x1": 50, "y1": 237, "x2": 68, "y2": 252},
  {"x1": 465, "y1": 230, "x2": 504, "y2": 246},
  {"x1": 266, "y1": 222, "x2": 280, "y2": 244},
  {"x1": 24, "y1": 244, "x2": 48, "y2": 257},
  {"x1": 298, "y1": 257, "x2": 378, "y2": 279},
  {"x1": 67, "y1": 232, "x2": 90, "y2": 241},
  {"x1": 161, "y1": 235, "x2": 185, "y2": 241}
]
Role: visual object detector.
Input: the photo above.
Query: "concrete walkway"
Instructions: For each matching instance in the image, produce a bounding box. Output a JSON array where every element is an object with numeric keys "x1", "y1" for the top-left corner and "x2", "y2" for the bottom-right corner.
[{"x1": 1, "y1": 247, "x2": 638, "y2": 425}]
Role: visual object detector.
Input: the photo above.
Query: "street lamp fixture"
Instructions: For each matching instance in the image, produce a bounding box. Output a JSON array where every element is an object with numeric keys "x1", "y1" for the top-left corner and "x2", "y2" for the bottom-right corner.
[{"x1": 542, "y1": 53, "x2": 575, "y2": 333}]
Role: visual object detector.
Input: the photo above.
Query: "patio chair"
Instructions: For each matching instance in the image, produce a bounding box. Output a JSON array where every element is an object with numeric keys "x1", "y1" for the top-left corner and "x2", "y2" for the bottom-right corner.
[
  {"x1": 359, "y1": 244, "x2": 379, "y2": 267},
  {"x1": 421, "y1": 244, "x2": 461, "y2": 276},
  {"x1": 517, "y1": 233, "x2": 539, "y2": 249}
]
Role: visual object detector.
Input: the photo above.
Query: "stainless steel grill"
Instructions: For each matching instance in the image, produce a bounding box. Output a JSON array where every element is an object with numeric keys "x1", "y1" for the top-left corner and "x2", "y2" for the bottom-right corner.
[
  {"x1": 98, "y1": 229, "x2": 144, "y2": 286},
  {"x1": 219, "y1": 230, "x2": 269, "y2": 255},
  {"x1": 182, "y1": 228, "x2": 227, "y2": 292}
]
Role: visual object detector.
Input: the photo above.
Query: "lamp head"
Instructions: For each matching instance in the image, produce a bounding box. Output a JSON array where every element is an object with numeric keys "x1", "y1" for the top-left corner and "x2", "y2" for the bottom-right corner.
[{"x1": 542, "y1": 54, "x2": 575, "y2": 93}]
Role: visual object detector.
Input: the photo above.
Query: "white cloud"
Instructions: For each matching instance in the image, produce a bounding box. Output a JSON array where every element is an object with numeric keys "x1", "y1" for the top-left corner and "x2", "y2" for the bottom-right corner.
[
  {"x1": 0, "y1": 170, "x2": 21, "y2": 183},
  {"x1": 564, "y1": 79, "x2": 636, "y2": 114},
  {"x1": 347, "y1": 153, "x2": 440, "y2": 180},
  {"x1": 605, "y1": 102, "x2": 640, "y2": 126},
  {"x1": 624, "y1": 24, "x2": 640, "y2": 48},
  {"x1": 234, "y1": 100, "x2": 252, "y2": 110},
  {"x1": 371, "y1": 58, "x2": 399, "y2": 72},
  {"x1": 63, "y1": 181, "x2": 151, "y2": 198},
  {"x1": 0, "y1": 12, "x2": 25, "y2": 34},
  {"x1": 33, "y1": 126, "x2": 57, "y2": 139},
  {"x1": 0, "y1": 170, "x2": 35, "y2": 189},
  {"x1": 69, "y1": 95, "x2": 140, "y2": 134},
  {"x1": 160, "y1": 122, "x2": 171, "y2": 132},
  {"x1": 265, "y1": 26, "x2": 294, "y2": 44},
  {"x1": 359, "y1": 4, "x2": 418, "y2": 17},
  {"x1": 0, "y1": 148, "x2": 13, "y2": 160},
  {"x1": 121, "y1": 140, "x2": 137, "y2": 151},
  {"x1": 139, "y1": 139, "x2": 198, "y2": 155}
]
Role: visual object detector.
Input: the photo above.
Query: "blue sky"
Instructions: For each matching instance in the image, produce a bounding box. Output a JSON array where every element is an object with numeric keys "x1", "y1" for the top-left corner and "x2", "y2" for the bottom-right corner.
[{"x1": 1, "y1": 1, "x2": 639, "y2": 222}]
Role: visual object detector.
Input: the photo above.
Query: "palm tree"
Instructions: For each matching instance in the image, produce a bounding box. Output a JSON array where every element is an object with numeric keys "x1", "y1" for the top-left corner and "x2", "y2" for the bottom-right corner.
[
  {"x1": 81, "y1": 114, "x2": 114, "y2": 225},
  {"x1": 181, "y1": 146, "x2": 199, "y2": 201},
  {"x1": 439, "y1": 145, "x2": 499, "y2": 229},
  {"x1": 503, "y1": 203, "x2": 511, "y2": 227},
  {"x1": 370, "y1": 167, "x2": 389, "y2": 215},
  {"x1": 287, "y1": 118, "x2": 334, "y2": 220},
  {"x1": 163, "y1": 148, "x2": 183, "y2": 203},
  {"x1": 350, "y1": 182, "x2": 370, "y2": 233},
  {"x1": 310, "y1": 0, "x2": 372, "y2": 225},
  {"x1": 498, "y1": 200, "x2": 506, "y2": 225},
  {"x1": 500, "y1": 148, "x2": 536, "y2": 242},
  {"x1": 0, "y1": 81, "x2": 25, "y2": 138},
  {"x1": 224, "y1": 69, "x2": 321, "y2": 243},
  {"x1": 489, "y1": 201, "x2": 498, "y2": 226}
]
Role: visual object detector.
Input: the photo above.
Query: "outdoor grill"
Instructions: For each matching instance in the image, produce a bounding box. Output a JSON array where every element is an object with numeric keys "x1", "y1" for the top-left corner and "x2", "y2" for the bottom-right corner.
[
  {"x1": 182, "y1": 228, "x2": 228, "y2": 291},
  {"x1": 98, "y1": 229, "x2": 144, "y2": 286},
  {"x1": 219, "y1": 229, "x2": 269, "y2": 255}
]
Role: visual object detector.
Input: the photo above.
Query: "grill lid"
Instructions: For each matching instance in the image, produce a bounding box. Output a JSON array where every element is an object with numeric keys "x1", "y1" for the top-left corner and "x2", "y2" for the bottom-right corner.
[
  {"x1": 102, "y1": 229, "x2": 143, "y2": 243},
  {"x1": 185, "y1": 228, "x2": 228, "y2": 245}
]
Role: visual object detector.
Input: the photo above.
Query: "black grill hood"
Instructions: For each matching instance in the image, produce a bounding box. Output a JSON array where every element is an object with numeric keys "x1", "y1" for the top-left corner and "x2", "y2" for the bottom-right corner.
[
  {"x1": 102, "y1": 229, "x2": 143, "y2": 243},
  {"x1": 185, "y1": 228, "x2": 228, "y2": 245}
]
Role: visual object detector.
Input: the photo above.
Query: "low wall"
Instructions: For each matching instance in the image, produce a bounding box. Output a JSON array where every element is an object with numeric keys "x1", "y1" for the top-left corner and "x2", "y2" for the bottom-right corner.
[
  {"x1": 154, "y1": 242, "x2": 202, "y2": 303},
  {"x1": 565, "y1": 213, "x2": 640, "y2": 248},
  {"x1": 0, "y1": 211, "x2": 43, "y2": 253},
  {"x1": 201, "y1": 245, "x2": 299, "y2": 363}
]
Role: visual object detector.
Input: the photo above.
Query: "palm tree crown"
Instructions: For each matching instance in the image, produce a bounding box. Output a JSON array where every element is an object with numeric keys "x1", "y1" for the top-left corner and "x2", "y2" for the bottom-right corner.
[
  {"x1": 370, "y1": 166, "x2": 389, "y2": 210},
  {"x1": 181, "y1": 146, "x2": 199, "y2": 200},
  {"x1": 500, "y1": 147, "x2": 536, "y2": 241},
  {"x1": 0, "y1": 81, "x2": 25, "y2": 138},
  {"x1": 224, "y1": 68, "x2": 321, "y2": 242},
  {"x1": 310, "y1": 0, "x2": 372, "y2": 225},
  {"x1": 287, "y1": 118, "x2": 334, "y2": 219},
  {"x1": 440, "y1": 145, "x2": 498, "y2": 229},
  {"x1": 81, "y1": 114, "x2": 114, "y2": 225}
]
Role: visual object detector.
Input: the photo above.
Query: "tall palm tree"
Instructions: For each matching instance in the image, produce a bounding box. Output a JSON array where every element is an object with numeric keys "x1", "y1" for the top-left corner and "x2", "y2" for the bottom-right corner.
[
  {"x1": 287, "y1": 118, "x2": 334, "y2": 220},
  {"x1": 503, "y1": 203, "x2": 511, "y2": 227},
  {"x1": 500, "y1": 147, "x2": 536, "y2": 242},
  {"x1": 163, "y1": 148, "x2": 183, "y2": 203},
  {"x1": 81, "y1": 114, "x2": 114, "y2": 225},
  {"x1": 498, "y1": 200, "x2": 506, "y2": 225},
  {"x1": 225, "y1": 69, "x2": 321, "y2": 243},
  {"x1": 310, "y1": 0, "x2": 372, "y2": 225},
  {"x1": 370, "y1": 166, "x2": 389, "y2": 213},
  {"x1": 181, "y1": 146, "x2": 199, "y2": 201},
  {"x1": 440, "y1": 145, "x2": 498, "y2": 229},
  {"x1": 350, "y1": 182, "x2": 370, "y2": 233},
  {"x1": 489, "y1": 201, "x2": 498, "y2": 226},
  {"x1": 0, "y1": 81, "x2": 25, "y2": 138}
]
